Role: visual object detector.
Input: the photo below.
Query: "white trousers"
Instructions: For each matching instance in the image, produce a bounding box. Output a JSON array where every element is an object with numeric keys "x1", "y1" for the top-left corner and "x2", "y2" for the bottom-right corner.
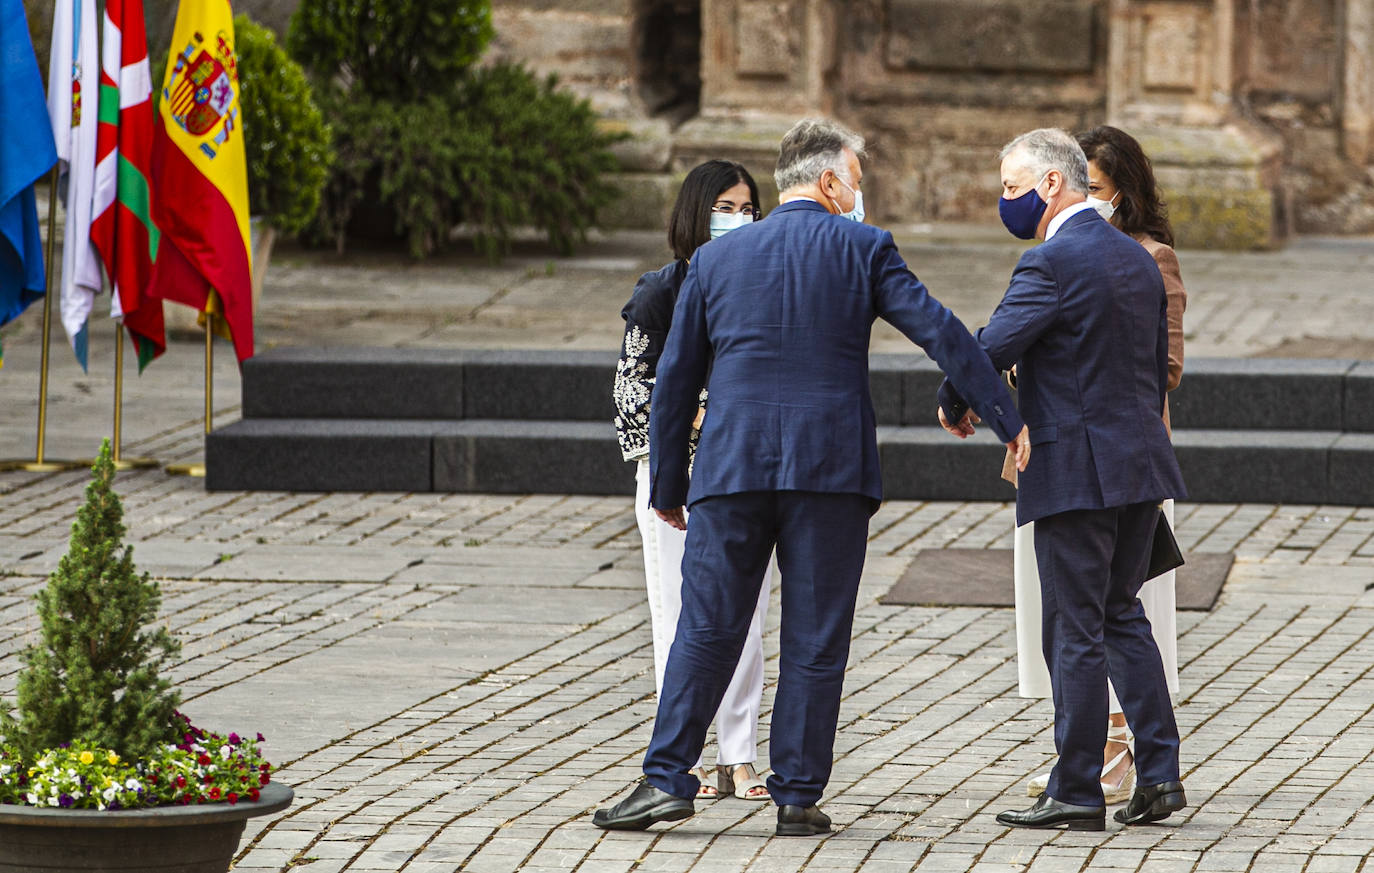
[
  {"x1": 634, "y1": 460, "x2": 771, "y2": 768},
  {"x1": 1014, "y1": 499, "x2": 1180, "y2": 710}
]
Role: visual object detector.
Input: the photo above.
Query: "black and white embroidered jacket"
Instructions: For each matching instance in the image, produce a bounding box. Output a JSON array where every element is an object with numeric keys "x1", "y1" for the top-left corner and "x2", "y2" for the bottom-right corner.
[{"x1": 613, "y1": 259, "x2": 704, "y2": 462}]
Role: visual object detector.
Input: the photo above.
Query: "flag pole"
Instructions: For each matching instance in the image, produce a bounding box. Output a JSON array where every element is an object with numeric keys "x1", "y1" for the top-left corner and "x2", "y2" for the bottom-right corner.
[
  {"x1": 110, "y1": 323, "x2": 159, "y2": 470},
  {"x1": 0, "y1": 168, "x2": 82, "y2": 473},
  {"x1": 164, "y1": 310, "x2": 212, "y2": 477}
]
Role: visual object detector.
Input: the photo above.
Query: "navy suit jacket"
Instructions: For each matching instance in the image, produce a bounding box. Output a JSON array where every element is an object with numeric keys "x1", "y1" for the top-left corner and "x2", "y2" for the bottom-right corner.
[
  {"x1": 940, "y1": 209, "x2": 1187, "y2": 525},
  {"x1": 649, "y1": 200, "x2": 1024, "y2": 512}
]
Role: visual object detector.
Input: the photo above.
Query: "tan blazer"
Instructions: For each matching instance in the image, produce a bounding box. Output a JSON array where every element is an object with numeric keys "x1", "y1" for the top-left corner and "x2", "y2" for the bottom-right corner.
[
  {"x1": 1134, "y1": 234, "x2": 1187, "y2": 435},
  {"x1": 1001, "y1": 232, "x2": 1187, "y2": 485}
]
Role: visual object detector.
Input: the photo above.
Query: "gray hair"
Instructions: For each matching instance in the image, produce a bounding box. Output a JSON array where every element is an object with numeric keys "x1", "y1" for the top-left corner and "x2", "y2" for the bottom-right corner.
[
  {"x1": 999, "y1": 128, "x2": 1090, "y2": 194},
  {"x1": 774, "y1": 118, "x2": 867, "y2": 192}
]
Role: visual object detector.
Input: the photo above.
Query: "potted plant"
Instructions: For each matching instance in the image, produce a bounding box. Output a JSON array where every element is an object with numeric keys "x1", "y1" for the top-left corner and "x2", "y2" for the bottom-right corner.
[{"x1": 0, "y1": 441, "x2": 291, "y2": 872}]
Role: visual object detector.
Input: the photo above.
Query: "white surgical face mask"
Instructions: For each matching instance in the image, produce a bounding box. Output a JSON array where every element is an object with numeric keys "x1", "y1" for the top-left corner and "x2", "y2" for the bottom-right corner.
[
  {"x1": 1086, "y1": 190, "x2": 1120, "y2": 220},
  {"x1": 832, "y1": 176, "x2": 865, "y2": 223},
  {"x1": 709, "y1": 211, "x2": 754, "y2": 239}
]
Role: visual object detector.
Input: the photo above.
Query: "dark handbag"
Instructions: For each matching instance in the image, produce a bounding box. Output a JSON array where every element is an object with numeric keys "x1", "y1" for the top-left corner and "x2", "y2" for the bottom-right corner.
[{"x1": 1146, "y1": 505, "x2": 1184, "y2": 581}]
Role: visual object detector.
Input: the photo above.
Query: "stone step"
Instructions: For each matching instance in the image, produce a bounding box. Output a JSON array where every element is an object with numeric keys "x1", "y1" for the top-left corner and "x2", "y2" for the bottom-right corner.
[
  {"x1": 205, "y1": 419, "x2": 1373, "y2": 505},
  {"x1": 240, "y1": 347, "x2": 1374, "y2": 432}
]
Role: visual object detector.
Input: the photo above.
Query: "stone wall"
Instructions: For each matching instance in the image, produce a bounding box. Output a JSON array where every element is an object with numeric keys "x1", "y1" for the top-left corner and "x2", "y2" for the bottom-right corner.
[
  {"x1": 20, "y1": 0, "x2": 1373, "y2": 238},
  {"x1": 834, "y1": 0, "x2": 1109, "y2": 225}
]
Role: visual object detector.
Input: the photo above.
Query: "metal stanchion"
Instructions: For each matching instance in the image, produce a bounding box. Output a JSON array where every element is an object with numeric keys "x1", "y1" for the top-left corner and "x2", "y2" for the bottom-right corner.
[
  {"x1": 164, "y1": 311, "x2": 212, "y2": 477},
  {"x1": 0, "y1": 168, "x2": 83, "y2": 473},
  {"x1": 110, "y1": 323, "x2": 159, "y2": 470}
]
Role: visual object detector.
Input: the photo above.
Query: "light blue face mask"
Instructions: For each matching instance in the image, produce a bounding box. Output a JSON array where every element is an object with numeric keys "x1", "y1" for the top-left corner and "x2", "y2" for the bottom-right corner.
[
  {"x1": 832, "y1": 176, "x2": 865, "y2": 223},
  {"x1": 709, "y1": 211, "x2": 754, "y2": 239}
]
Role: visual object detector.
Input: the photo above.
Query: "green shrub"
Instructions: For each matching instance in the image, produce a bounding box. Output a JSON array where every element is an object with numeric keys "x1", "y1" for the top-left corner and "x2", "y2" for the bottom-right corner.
[
  {"x1": 287, "y1": 0, "x2": 493, "y2": 102},
  {"x1": 235, "y1": 13, "x2": 333, "y2": 235},
  {"x1": 288, "y1": 0, "x2": 619, "y2": 259},
  {"x1": 311, "y1": 63, "x2": 621, "y2": 259},
  {"x1": 2, "y1": 442, "x2": 181, "y2": 761}
]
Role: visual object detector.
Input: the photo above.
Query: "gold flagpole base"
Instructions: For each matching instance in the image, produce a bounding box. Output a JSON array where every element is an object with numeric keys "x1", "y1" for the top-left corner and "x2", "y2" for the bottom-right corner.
[
  {"x1": 1, "y1": 460, "x2": 87, "y2": 473},
  {"x1": 112, "y1": 457, "x2": 161, "y2": 471},
  {"x1": 164, "y1": 462, "x2": 206, "y2": 478}
]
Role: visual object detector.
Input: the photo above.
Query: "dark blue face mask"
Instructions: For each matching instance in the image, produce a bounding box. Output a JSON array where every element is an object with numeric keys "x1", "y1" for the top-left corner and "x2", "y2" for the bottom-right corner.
[{"x1": 998, "y1": 173, "x2": 1050, "y2": 239}]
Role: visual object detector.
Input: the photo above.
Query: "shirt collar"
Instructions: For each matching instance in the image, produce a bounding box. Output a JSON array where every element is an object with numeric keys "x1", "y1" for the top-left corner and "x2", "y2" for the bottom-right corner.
[{"x1": 1045, "y1": 200, "x2": 1096, "y2": 240}]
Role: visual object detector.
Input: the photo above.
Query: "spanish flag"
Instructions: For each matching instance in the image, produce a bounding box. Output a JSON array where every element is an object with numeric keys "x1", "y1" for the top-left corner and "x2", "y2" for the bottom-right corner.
[{"x1": 146, "y1": 0, "x2": 252, "y2": 363}]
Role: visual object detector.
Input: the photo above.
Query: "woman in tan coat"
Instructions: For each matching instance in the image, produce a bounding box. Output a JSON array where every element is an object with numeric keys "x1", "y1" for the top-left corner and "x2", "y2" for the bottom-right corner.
[{"x1": 1015, "y1": 125, "x2": 1187, "y2": 803}]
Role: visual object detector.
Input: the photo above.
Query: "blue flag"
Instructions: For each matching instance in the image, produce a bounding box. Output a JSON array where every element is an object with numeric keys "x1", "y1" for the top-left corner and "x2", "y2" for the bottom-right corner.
[{"x1": 0, "y1": 0, "x2": 58, "y2": 335}]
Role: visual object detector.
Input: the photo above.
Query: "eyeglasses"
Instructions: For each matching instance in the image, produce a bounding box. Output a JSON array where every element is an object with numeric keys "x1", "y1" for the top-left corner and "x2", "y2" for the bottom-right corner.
[{"x1": 712, "y1": 203, "x2": 758, "y2": 217}]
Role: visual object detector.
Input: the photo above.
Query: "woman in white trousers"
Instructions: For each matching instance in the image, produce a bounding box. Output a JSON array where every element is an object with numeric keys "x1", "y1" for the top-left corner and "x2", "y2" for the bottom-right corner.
[{"x1": 1017, "y1": 125, "x2": 1188, "y2": 804}]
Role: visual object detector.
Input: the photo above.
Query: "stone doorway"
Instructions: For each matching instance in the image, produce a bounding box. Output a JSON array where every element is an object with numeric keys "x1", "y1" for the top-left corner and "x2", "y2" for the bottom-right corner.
[{"x1": 632, "y1": 0, "x2": 702, "y2": 125}]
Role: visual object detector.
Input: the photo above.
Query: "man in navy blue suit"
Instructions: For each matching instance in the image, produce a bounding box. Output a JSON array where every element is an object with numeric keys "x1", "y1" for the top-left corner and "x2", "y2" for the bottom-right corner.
[
  {"x1": 592, "y1": 118, "x2": 1030, "y2": 836},
  {"x1": 939, "y1": 128, "x2": 1188, "y2": 831}
]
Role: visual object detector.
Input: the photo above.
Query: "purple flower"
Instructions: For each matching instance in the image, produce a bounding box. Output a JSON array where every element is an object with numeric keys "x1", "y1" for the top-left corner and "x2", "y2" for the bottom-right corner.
[
  {"x1": 57, "y1": 794, "x2": 74, "y2": 808},
  {"x1": 228, "y1": 733, "x2": 241, "y2": 746}
]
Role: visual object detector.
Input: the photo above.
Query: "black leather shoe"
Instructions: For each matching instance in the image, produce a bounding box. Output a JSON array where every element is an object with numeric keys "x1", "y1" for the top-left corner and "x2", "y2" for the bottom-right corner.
[
  {"x1": 996, "y1": 794, "x2": 1106, "y2": 831},
  {"x1": 592, "y1": 780, "x2": 694, "y2": 830},
  {"x1": 776, "y1": 804, "x2": 831, "y2": 836},
  {"x1": 1114, "y1": 781, "x2": 1186, "y2": 825}
]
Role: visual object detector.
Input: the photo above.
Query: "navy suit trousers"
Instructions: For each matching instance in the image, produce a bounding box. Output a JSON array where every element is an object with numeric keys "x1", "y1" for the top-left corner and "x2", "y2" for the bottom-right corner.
[
  {"x1": 1035, "y1": 502, "x2": 1182, "y2": 806},
  {"x1": 642, "y1": 490, "x2": 871, "y2": 807}
]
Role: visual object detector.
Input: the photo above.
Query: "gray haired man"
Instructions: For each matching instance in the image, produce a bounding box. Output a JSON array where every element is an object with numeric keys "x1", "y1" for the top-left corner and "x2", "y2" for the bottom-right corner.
[
  {"x1": 940, "y1": 128, "x2": 1187, "y2": 830},
  {"x1": 593, "y1": 117, "x2": 1028, "y2": 836}
]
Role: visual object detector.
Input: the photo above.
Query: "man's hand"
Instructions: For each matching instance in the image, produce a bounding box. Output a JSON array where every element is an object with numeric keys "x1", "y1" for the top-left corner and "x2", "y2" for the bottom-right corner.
[
  {"x1": 1006, "y1": 425, "x2": 1031, "y2": 472},
  {"x1": 937, "y1": 407, "x2": 980, "y2": 438},
  {"x1": 656, "y1": 507, "x2": 687, "y2": 531}
]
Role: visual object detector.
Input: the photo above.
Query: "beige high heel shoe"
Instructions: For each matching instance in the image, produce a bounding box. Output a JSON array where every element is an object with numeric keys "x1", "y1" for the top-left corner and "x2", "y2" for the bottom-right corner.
[{"x1": 1026, "y1": 724, "x2": 1135, "y2": 804}]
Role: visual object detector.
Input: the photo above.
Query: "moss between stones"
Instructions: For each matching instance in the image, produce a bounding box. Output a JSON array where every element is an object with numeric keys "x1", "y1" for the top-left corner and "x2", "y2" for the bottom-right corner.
[{"x1": 1165, "y1": 187, "x2": 1275, "y2": 251}]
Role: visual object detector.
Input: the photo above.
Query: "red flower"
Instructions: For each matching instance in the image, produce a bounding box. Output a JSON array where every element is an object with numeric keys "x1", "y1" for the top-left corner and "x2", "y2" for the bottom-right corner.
[
  {"x1": 259, "y1": 773, "x2": 271, "y2": 785},
  {"x1": 249, "y1": 788, "x2": 260, "y2": 802},
  {"x1": 209, "y1": 787, "x2": 222, "y2": 800},
  {"x1": 227, "y1": 792, "x2": 239, "y2": 804},
  {"x1": 204, "y1": 774, "x2": 215, "y2": 785},
  {"x1": 197, "y1": 754, "x2": 212, "y2": 766},
  {"x1": 175, "y1": 776, "x2": 187, "y2": 788},
  {"x1": 240, "y1": 775, "x2": 249, "y2": 784}
]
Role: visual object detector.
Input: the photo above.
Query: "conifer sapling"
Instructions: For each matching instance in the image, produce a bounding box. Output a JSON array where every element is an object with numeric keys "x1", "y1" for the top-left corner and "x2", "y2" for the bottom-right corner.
[{"x1": 3, "y1": 440, "x2": 181, "y2": 760}]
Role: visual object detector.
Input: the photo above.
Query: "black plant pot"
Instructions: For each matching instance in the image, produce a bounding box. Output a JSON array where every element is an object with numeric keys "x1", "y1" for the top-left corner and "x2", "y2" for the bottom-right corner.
[{"x1": 0, "y1": 781, "x2": 292, "y2": 872}]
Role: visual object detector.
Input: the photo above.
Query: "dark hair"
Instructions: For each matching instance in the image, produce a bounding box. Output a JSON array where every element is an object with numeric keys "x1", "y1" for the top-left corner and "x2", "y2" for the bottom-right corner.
[
  {"x1": 1076, "y1": 126, "x2": 1174, "y2": 247},
  {"x1": 667, "y1": 160, "x2": 761, "y2": 261}
]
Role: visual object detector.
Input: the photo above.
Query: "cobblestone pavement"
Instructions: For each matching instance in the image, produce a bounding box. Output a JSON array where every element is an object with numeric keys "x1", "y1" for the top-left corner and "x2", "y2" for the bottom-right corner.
[
  {"x1": 2, "y1": 441, "x2": 1373, "y2": 872},
  {"x1": 1, "y1": 227, "x2": 1372, "y2": 871}
]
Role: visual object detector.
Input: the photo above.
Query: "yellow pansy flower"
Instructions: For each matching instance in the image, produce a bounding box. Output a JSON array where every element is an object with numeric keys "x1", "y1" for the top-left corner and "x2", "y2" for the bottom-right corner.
[
  {"x1": 79, "y1": 751, "x2": 95, "y2": 765},
  {"x1": 107, "y1": 752, "x2": 120, "y2": 765}
]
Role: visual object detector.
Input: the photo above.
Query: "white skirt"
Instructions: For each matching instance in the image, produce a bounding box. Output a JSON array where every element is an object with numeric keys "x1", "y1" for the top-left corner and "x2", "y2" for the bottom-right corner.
[{"x1": 1014, "y1": 500, "x2": 1179, "y2": 708}]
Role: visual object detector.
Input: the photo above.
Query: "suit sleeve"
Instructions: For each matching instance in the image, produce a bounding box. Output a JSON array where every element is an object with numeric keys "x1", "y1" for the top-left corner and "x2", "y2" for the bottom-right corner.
[
  {"x1": 648, "y1": 262, "x2": 710, "y2": 509},
  {"x1": 937, "y1": 247, "x2": 1059, "y2": 424},
  {"x1": 1152, "y1": 243, "x2": 1187, "y2": 392},
  {"x1": 871, "y1": 232, "x2": 1024, "y2": 443}
]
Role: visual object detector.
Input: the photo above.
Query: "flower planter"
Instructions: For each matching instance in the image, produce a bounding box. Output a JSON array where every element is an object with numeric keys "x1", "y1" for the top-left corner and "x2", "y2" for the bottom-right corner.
[{"x1": 0, "y1": 781, "x2": 292, "y2": 873}]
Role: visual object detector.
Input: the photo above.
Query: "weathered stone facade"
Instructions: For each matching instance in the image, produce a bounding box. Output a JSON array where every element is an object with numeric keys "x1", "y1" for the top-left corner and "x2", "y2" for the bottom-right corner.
[
  {"x1": 490, "y1": 0, "x2": 1374, "y2": 247},
  {"x1": 22, "y1": 0, "x2": 1374, "y2": 245}
]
